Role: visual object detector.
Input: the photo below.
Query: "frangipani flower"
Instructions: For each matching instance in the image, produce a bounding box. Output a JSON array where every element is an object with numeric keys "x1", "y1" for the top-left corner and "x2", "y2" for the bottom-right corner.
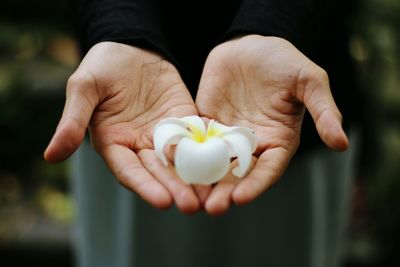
[{"x1": 153, "y1": 116, "x2": 257, "y2": 185}]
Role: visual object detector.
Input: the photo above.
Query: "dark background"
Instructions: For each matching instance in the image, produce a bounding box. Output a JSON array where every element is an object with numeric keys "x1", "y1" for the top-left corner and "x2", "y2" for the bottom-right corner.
[{"x1": 0, "y1": 0, "x2": 399, "y2": 266}]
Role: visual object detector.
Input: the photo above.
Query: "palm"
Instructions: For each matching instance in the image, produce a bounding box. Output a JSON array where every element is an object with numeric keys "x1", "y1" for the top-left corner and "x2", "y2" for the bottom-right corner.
[
  {"x1": 196, "y1": 35, "x2": 348, "y2": 214},
  {"x1": 87, "y1": 45, "x2": 196, "y2": 153},
  {"x1": 197, "y1": 39, "x2": 305, "y2": 157},
  {"x1": 91, "y1": 86, "x2": 193, "y2": 151}
]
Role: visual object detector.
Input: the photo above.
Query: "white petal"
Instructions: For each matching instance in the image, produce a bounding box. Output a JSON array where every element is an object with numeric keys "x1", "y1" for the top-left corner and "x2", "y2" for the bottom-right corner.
[
  {"x1": 221, "y1": 132, "x2": 254, "y2": 177},
  {"x1": 207, "y1": 120, "x2": 257, "y2": 177},
  {"x1": 153, "y1": 123, "x2": 190, "y2": 166},
  {"x1": 180, "y1": 115, "x2": 206, "y2": 135},
  {"x1": 209, "y1": 120, "x2": 257, "y2": 152},
  {"x1": 174, "y1": 137, "x2": 230, "y2": 184},
  {"x1": 207, "y1": 119, "x2": 232, "y2": 135},
  {"x1": 154, "y1": 116, "x2": 206, "y2": 135}
]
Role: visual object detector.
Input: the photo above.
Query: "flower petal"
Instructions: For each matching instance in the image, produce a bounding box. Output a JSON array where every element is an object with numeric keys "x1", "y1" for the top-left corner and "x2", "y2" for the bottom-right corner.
[
  {"x1": 221, "y1": 132, "x2": 254, "y2": 177},
  {"x1": 175, "y1": 137, "x2": 230, "y2": 184},
  {"x1": 207, "y1": 119, "x2": 231, "y2": 136},
  {"x1": 208, "y1": 120, "x2": 257, "y2": 152},
  {"x1": 180, "y1": 115, "x2": 207, "y2": 135},
  {"x1": 208, "y1": 120, "x2": 257, "y2": 177},
  {"x1": 155, "y1": 116, "x2": 206, "y2": 135},
  {"x1": 153, "y1": 123, "x2": 190, "y2": 166}
]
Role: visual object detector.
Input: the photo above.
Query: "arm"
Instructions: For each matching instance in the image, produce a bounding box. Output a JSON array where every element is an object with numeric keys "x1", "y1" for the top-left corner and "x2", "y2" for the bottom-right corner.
[
  {"x1": 223, "y1": 0, "x2": 315, "y2": 48},
  {"x1": 79, "y1": 0, "x2": 170, "y2": 57}
]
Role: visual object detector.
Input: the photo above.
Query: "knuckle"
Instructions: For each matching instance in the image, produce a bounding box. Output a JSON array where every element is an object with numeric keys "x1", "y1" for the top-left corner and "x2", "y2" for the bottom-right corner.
[
  {"x1": 296, "y1": 64, "x2": 329, "y2": 99},
  {"x1": 67, "y1": 71, "x2": 96, "y2": 94},
  {"x1": 310, "y1": 67, "x2": 329, "y2": 85},
  {"x1": 115, "y1": 164, "x2": 132, "y2": 187},
  {"x1": 300, "y1": 66, "x2": 330, "y2": 104}
]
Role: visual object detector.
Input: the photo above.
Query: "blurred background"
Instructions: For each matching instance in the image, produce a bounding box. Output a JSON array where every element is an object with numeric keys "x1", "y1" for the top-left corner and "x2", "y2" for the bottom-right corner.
[{"x1": 0, "y1": 0, "x2": 399, "y2": 266}]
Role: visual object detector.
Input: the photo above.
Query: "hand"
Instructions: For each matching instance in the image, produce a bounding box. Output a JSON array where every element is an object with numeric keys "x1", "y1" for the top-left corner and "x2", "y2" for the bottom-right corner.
[
  {"x1": 196, "y1": 35, "x2": 348, "y2": 215},
  {"x1": 44, "y1": 42, "x2": 203, "y2": 214}
]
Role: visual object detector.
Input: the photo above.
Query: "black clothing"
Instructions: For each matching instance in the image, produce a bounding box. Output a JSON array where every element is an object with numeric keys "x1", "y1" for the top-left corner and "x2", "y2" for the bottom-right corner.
[
  {"x1": 79, "y1": 0, "x2": 313, "y2": 85},
  {"x1": 78, "y1": 0, "x2": 360, "y2": 152}
]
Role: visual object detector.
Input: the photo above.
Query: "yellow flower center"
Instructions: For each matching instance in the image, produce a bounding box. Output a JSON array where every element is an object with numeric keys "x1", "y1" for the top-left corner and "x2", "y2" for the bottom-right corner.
[{"x1": 189, "y1": 124, "x2": 221, "y2": 143}]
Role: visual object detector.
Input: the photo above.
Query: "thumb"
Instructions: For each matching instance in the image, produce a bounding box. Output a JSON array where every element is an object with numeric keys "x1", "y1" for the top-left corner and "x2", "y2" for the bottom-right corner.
[
  {"x1": 299, "y1": 67, "x2": 349, "y2": 151},
  {"x1": 44, "y1": 73, "x2": 99, "y2": 162}
]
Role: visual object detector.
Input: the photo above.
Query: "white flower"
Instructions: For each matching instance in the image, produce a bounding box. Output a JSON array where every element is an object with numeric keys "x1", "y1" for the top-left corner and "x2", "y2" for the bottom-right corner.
[{"x1": 153, "y1": 116, "x2": 257, "y2": 185}]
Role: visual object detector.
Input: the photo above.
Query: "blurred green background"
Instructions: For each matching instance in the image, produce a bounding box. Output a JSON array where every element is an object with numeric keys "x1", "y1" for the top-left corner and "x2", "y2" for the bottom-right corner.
[{"x1": 0, "y1": 0, "x2": 399, "y2": 266}]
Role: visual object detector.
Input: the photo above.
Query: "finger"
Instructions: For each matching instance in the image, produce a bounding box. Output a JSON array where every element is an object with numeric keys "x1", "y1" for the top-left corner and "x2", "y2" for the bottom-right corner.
[
  {"x1": 232, "y1": 148, "x2": 290, "y2": 205},
  {"x1": 300, "y1": 67, "x2": 349, "y2": 151},
  {"x1": 103, "y1": 144, "x2": 173, "y2": 209},
  {"x1": 193, "y1": 185, "x2": 212, "y2": 209},
  {"x1": 204, "y1": 175, "x2": 236, "y2": 216},
  {"x1": 204, "y1": 158, "x2": 255, "y2": 216},
  {"x1": 44, "y1": 73, "x2": 99, "y2": 162},
  {"x1": 138, "y1": 149, "x2": 200, "y2": 215}
]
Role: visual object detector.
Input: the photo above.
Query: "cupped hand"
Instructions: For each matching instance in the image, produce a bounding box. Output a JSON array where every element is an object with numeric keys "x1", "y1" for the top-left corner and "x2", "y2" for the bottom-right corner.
[
  {"x1": 196, "y1": 35, "x2": 348, "y2": 215},
  {"x1": 44, "y1": 42, "x2": 203, "y2": 214}
]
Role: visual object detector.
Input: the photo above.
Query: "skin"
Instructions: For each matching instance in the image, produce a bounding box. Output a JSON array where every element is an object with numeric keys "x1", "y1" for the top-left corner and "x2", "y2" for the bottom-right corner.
[
  {"x1": 196, "y1": 35, "x2": 348, "y2": 215},
  {"x1": 44, "y1": 42, "x2": 204, "y2": 214},
  {"x1": 45, "y1": 36, "x2": 348, "y2": 216}
]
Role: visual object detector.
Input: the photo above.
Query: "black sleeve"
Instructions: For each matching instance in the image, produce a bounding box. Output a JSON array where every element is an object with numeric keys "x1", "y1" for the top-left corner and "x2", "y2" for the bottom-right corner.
[
  {"x1": 223, "y1": 0, "x2": 316, "y2": 48},
  {"x1": 78, "y1": 0, "x2": 173, "y2": 61}
]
